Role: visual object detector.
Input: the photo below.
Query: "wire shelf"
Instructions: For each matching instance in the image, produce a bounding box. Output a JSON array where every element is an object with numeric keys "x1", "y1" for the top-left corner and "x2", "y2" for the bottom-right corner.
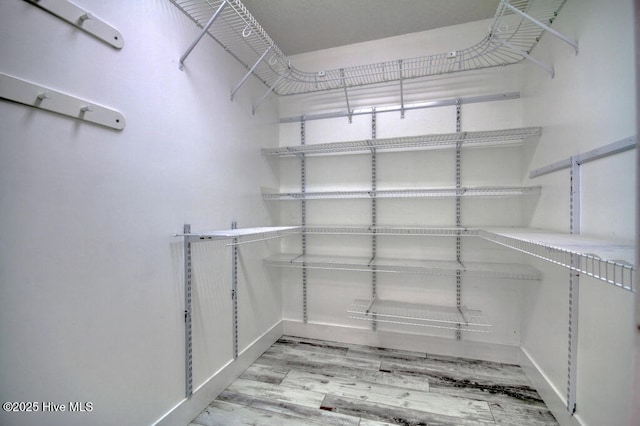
[
  {"x1": 176, "y1": 226, "x2": 300, "y2": 245},
  {"x1": 348, "y1": 299, "x2": 491, "y2": 333},
  {"x1": 169, "y1": 0, "x2": 569, "y2": 96},
  {"x1": 263, "y1": 186, "x2": 541, "y2": 201},
  {"x1": 264, "y1": 253, "x2": 541, "y2": 280},
  {"x1": 479, "y1": 228, "x2": 636, "y2": 291},
  {"x1": 303, "y1": 226, "x2": 480, "y2": 237},
  {"x1": 263, "y1": 127, "x2": 542, "y2": 156}
]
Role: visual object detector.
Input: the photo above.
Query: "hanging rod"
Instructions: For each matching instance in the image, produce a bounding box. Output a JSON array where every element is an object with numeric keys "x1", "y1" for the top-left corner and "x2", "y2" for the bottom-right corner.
[{"x1": 169, "y1": 0, "x2": 571, "y2": 97}]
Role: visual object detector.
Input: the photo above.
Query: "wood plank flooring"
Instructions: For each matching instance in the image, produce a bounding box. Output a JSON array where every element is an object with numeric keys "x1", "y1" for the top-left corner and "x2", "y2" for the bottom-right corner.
[{"x1": 189, "y1": 336, "x2": 558, "y2": 426}]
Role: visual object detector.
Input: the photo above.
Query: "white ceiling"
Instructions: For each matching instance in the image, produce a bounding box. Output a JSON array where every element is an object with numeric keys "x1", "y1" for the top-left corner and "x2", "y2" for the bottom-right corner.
[{"x1": 241, "y1": 0, "x2": 501, "y2": 56}]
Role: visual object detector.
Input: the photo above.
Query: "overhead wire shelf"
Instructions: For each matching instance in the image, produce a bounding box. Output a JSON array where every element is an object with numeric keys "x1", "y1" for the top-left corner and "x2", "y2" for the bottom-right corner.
[
  {"x1": 479, "y1": 228, "x2": 636, "y2": 291},
  {"x1": 263, "y1": 127, "x2": 542, "y2": 156},
  {"x1": 169, "y1": 0, "x2": 571, "y2": 96},
  {"x1": 348, "y1": 299, "x2": 491, "y2": 333},
  {"x1": 263, "y1": 186, "x2": 541, "y2": 200},
  {"x1": 264, "y1": 253, "x2": 542, "y2": 280}
]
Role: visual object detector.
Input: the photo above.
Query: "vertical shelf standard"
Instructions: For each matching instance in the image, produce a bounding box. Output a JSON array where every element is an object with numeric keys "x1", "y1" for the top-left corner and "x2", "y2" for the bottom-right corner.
[{"x1": 176, "y1": 224, "x2": 299, "y2": 397}]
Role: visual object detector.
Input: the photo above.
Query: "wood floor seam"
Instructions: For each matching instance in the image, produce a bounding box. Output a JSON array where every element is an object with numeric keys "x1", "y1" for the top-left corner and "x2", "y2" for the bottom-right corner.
[{"x1": 189, "y1": 336, "x2": 559, "y2": 426}]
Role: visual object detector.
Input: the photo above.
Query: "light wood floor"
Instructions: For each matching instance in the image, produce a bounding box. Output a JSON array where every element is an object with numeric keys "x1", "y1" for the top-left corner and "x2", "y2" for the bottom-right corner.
[{"x1": 189, "y1": 336, "x2": 558, "y2": 426}]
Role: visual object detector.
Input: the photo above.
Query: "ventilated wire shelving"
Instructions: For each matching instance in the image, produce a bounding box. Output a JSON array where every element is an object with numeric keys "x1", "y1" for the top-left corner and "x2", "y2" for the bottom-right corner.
[
  {"x1": 176, "y1": 225, "x2": 300, "y2": 245},
  {"x1": 480, "y1": 228, "x2": 635, "y2": 291},
  {"x1": 262, "y1": 127, "x2": 542, "y2": 156},
  {"x1": 348, "y1": 299, "x2": 491, "y2": 333},
  {"x1": 264, "y1": 253, "x2": 542, "y2": 280},
  {"x1": 302, "y1": 226, "x2": 479, "y2": 237},
  {"x1": 169, "y1": 0, "x2": 571, "y2": 98},
  {"x1": 263, "y1": 186, "x2": 541, "y2": 201}
]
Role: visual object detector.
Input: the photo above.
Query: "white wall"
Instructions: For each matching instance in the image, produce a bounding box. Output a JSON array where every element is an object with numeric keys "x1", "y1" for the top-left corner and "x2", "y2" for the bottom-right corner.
[
  {"x1": 0, "y1": 1, "x2": 280, "y2": 425},
  {"x1": 520, "y1": 0, "x2": 637, "y2": 425}
]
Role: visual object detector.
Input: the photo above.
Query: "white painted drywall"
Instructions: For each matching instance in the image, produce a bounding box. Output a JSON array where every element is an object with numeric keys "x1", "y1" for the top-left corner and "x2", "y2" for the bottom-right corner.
[
  {"x1": 0, "y1": 1, "x2": 280, "y2": 425},
  {"x1": 520, "y1": 0, "x2": 637, "y2": 425}
]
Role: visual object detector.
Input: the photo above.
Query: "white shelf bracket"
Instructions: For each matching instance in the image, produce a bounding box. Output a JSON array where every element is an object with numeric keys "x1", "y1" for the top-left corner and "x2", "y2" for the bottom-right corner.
[
  {"x1": 0, "y1": 72, "x2": 126, "y2": 130},
  {"x1": 231, "y1": 46, "x2": 273, "y2": 101},
  {"x1": 399, "y1": 60, "x2": 405, "y2": 119},
  {"x1": 27, "y1": 0, "x2": 124, "y2": 49},
  {"x1": 494, "y1": 37, "x2": 555, "y2": 78},
  {"x1": 502, "y1": 0, "x2": 578, "y2": 55},
  {"x1": 340, "y1": 69, "x2": 353, "y2": 123},
  {"x1": 179, "y1": 0, "x2": 227, "y2": 70},
  {"x1": 252, "y1": 72, "x2": 288, "y2": 115}
]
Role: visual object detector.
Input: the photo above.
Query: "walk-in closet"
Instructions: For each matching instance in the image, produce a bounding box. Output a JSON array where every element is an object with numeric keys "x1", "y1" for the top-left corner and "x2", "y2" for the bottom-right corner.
[{"x1": 0, "y1": 0, "x2": 637, "y2": 425}]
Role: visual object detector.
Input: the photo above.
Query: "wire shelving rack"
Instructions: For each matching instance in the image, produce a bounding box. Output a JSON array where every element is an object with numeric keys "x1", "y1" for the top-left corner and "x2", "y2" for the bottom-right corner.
[
  {"x1": 348, "y1": 299, "x2": 491, "y2": 333},
  {"x1": 262, "y1": 127, "x2": 542, "y2": 156},
  {"x1": 264, "y1": 253, "x2": 542, "y2": 280},
  {"x1": 169, "y1": 0, "x2": 573, "y2": 98},
  {"x1": 263, "y1": 186, "x2": 541, "y2": 201},
  {"x1": 480, "y1": 228, "x2": 635, "y2": 291}
]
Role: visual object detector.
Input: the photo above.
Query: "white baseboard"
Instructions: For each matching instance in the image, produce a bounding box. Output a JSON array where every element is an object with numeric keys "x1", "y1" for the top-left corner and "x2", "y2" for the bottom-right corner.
[
  {"x1": 519, "y1": 347, "x2": 583, "y2": 426},
  {"x1": 152, "y1": 321, "x2": 587, "y2": 426},
  {"x1": 152, "y1": 321, "x2": 283, "y2": 426},
  {"x1": 283, "y1": 320, "x2": 520, "y2": 364}
]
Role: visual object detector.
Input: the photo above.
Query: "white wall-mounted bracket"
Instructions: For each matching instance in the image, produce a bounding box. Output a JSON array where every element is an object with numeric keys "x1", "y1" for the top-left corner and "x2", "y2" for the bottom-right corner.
[
  {"x1": 0, "y1": 73, "x2": 126, "y2": 130},
  {"x1": 398, "y1": 59, "x2": 405, "y2": 119},
  {"x1": 231, "y1": 46, "x2": 272, "y2": 101},
  {"x1": 502, "y1": 0, "x2": 578, "y2": 55},
  {"x1": 252, "y1": 72, "x2": 288, "y2": 115},
  {"x1": 27, "y1": 0, "x2": 123, "y2": 49},
  {"x1": 340, "y1": 69, "x2": 353, "y2": 123},
  {"x1": 494, "y1": 37, "x2": 555, "y2": 78},
  {"x1": 179, "y1": 0, "x2": 227, "y2": 70}
]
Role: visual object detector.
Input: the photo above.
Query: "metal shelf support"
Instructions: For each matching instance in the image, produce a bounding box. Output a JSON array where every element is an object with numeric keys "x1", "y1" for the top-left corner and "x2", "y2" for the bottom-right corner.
[
  {"x1": 340, "y1": 69, "x2": 353, "y2": 123},
  {"x1": 179, "y1": 0, "x2": 227, "y2": 70},
  {"x1": 494, "y1": 37, "x2": 554, "y2": 78},
  {"x1": 231, "y1": 221, "x2": 239, "y2": 359},
  {"x1": 399, "y1": 60, "x2": 405, "y2": 119},
  {"x1": 371, "y1": 109, "x2": 378, "y2": 331},
  {"x1": 301, "y1": 119, "x2": 308, "y2": 324},
  {"x1": 231, "y1": 46, "x2": 272, "y2": 101},
  {"x1": 502, "y1": 0, "x2": 579, "y2": 55},
  {"x1": 182, "y1": 224, "x2": 194, "y2": 398},
  {"x1": 252, "y1": 72, "x2": 288, "y2": 115},
  {"x1": 566, "y1": 156, "x2": 580, "y2": 414},
  {"x1": 455, "y1": 99, "x2": 463, "y2": 341}
]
